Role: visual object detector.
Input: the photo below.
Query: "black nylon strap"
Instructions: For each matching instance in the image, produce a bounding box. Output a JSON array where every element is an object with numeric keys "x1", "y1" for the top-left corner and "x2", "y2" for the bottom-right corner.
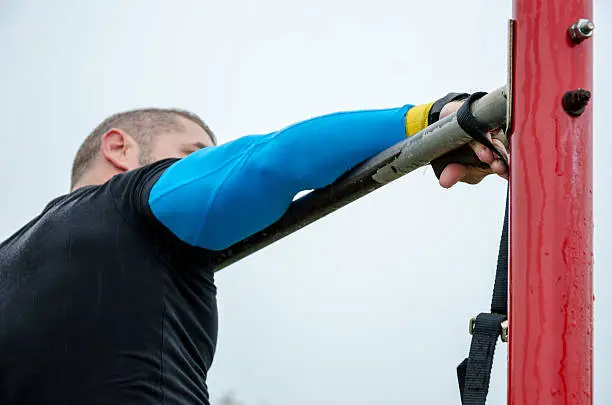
[
  {"x1": 430, "y1": 92, "x2": 508, "y2": 180},
  {"x1": 428, "y1": 92, "x2": 470, "y2": 125},
  {"x1": 455, "y1": 92, "x2": 509, "y2": 169},
  {"x1": 458, "y1": 196, "x2": 509, "y2": 405},
  {"x1": 461, "y1": 312, "x2": 508, "y2": 403},
  {"x1": 490, "y1": 193, "x2": 509, "y2": 316},
  {"x1": 451, "y1": 91, "x2": 509, "y2": 405}
]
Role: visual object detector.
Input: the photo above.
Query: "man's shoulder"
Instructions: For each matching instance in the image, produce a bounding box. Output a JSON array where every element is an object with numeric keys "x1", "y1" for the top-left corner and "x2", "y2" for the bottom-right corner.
[
  {"x1": 103, "y1": 158, "x2": 180, "y2": 230},
  {"x1": 0, "y1": 187, "x2": 117, "y2": 278},
  {"x1": 0, "y1": 185, "x2": 87, "y2": 239},
  {"x1": 2, "y1": 159, "x2": 180, "y2": 240}
]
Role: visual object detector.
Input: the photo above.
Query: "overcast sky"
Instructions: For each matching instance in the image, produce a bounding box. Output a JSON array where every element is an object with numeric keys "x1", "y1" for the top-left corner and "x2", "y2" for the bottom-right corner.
[{"x1": 1, "y1": 1, "x2": 610, "y2": 404}]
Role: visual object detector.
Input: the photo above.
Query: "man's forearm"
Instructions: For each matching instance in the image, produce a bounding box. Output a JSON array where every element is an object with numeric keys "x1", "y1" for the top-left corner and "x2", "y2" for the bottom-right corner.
[{"x1": 148, "y1": 103, "x2": 435, "y2": 250}]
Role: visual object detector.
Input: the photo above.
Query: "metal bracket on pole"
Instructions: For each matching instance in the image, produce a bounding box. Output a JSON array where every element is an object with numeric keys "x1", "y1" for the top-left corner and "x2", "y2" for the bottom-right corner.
[
  {"x1": 469, "y1": 317, "x2": 509, "y2": 343},
  {"x1": 506, "y1": 19, "x2": 516, "y2": 137},
  {"x1": 212, "y1": 87, "x2": 509, "y2": 271}
]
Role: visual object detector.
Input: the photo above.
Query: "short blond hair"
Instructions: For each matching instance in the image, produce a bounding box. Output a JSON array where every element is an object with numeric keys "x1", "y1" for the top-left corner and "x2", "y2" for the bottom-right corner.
[{"x1": 71, "y1": 108, "x2": 216, "y2": 187}]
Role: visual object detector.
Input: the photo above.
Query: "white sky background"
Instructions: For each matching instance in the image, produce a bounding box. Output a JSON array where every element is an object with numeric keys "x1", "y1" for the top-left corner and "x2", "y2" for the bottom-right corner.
[{"x1": 0, "y1": 1, "x2": 610, "y2": 404}]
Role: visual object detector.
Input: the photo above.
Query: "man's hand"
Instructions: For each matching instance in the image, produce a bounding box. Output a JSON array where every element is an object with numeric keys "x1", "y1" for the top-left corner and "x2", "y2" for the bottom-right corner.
[{"x1": 435, "y1": 100, "x2": 510, "y2": 189}]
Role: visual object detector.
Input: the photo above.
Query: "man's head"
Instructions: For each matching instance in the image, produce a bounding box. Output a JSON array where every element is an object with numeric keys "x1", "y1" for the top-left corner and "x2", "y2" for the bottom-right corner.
[{"x1": 71, "y1": 108, "x2": 217, "y2": 190}]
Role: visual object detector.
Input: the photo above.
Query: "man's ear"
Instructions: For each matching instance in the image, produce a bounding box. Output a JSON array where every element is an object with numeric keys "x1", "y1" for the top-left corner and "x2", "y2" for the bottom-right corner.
[{"x1": 100, "y1": 129, "x2": 139, "y2": 172}]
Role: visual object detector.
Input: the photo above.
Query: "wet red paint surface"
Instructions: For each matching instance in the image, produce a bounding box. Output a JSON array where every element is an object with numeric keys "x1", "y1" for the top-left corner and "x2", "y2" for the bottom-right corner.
[{"x1": 509, "y1": 0, "x2": 593, "y2": 404}]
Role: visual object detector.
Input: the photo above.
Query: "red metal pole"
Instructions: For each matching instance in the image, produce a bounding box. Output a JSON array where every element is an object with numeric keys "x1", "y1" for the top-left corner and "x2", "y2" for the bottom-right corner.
[{"x1": 509, "y1": 0, "x2": 594, "y2": 404}]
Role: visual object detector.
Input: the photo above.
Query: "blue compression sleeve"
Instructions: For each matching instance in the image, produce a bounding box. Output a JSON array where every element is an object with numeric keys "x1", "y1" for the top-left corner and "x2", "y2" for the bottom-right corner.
[{"x1": 148, "y1": 105, "x2": 414, "y2": 251}]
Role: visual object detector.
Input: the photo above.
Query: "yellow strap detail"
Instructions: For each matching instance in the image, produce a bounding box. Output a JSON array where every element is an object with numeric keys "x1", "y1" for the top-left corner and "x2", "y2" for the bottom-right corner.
[{"x1": 405, "y1": 102, "x2": 434, "y2": 137}]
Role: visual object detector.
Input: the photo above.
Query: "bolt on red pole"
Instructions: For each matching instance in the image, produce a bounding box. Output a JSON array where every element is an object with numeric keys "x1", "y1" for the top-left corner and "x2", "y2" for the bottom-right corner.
[{"x1": 509, "y1": 0, "x2": 594, "y2": 404}]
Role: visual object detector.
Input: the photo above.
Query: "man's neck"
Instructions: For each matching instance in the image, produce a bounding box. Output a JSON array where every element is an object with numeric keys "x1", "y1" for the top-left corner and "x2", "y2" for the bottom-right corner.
[{"x1": 71, "y1": 170, "x2": 118, "y2": 192}]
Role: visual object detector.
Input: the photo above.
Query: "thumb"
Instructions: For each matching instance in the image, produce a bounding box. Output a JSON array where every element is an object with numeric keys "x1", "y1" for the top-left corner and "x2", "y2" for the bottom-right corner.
[{"x1": 438, "y1": 164, "x2": 468, "y2": 188}]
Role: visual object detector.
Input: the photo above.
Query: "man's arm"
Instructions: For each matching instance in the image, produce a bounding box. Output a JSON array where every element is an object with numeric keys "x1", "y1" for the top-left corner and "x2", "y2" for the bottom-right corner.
[{"x1": 147, "y1": 97, "x2": 507, "y2": 251}]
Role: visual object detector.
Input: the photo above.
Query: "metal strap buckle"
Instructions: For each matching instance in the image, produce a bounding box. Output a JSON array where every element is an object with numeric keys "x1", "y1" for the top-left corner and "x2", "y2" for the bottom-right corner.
[{"x1": 469, "y1": 316, "x2": 509, "y2": 343}]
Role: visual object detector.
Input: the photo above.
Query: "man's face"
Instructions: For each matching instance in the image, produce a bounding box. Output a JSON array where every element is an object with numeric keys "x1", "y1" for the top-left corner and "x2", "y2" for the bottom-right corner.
[{"x1": 141, "y1": 116, "x2": 215, "y2": 165}]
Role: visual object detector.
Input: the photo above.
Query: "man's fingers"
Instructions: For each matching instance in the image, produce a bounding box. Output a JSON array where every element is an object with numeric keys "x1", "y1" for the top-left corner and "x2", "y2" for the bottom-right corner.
[
  {"x1": 440, "y1": 128, "x2": 510, "y2": 187},
  {"x1": 490, "y1": 138, "x2": 510, "y2": 179},
  {"x1": 469, "y1": 141, "x2": 494, "y2": 164},
  {"x1": 469, "y1": 137, "x2": 509, "y2": 164},
  {"x1": 492, "y1": 139, "x2": 510, "y2": 162},
  {"x1": 490, "y1": 160, "x2": 508, "y2": 178}
]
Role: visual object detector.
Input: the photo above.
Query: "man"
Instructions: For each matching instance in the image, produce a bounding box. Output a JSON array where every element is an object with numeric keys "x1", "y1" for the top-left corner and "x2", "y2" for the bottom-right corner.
[{"x1": 0, "y1": 93, "x2": 508, "y2": 405}]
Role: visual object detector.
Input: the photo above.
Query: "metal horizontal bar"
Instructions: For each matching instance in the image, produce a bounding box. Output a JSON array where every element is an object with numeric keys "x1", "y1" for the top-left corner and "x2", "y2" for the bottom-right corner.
[{"x1": 212, "y1": 85, "x2": 508, "y2": 271}]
